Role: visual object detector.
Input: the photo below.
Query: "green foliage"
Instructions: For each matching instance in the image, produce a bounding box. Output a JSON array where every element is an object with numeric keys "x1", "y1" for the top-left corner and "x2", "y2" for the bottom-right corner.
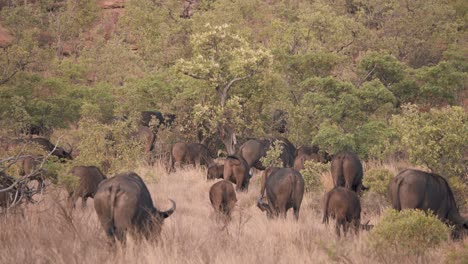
[
  {"x1": 447, "y1": 176, "x2": 468, "y2": 210},
  {"x1": 369, "y1": 209, "x2": 450, "y2": 260},
  {"x1": 70, "y1": 116, "x2": 144, "y2": 175},
  {"x1": 359, "y1": 52, "x2": 406, "y2": 86},
  {"x1": 414, "y1": 61, "x2": 467, "y2": 107},
  {"x1": 392, "y1": 105, "x2": 467, "y2": 178},
  {"x1": 362, "y1": 168, "x2": 394, "y2": 196},
  {"x1": 0, "y1": 73, "x2": 83, "y2": 133},
  {"x1": 259, "y1": 140, "x2": 284, "y2": 168},
  {"x1": 176, "y1": 23, "x2": 272, "y2": 106},
  {"x1": 300, "y1": 160, "x2": 328, "y2": 192}
]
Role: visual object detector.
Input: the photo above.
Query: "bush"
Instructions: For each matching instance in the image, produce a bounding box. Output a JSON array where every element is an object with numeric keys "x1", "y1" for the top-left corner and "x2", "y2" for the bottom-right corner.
[
  {"x1": 362, "y1": 168, "x2": 394, "y2": 196},
  {"x1": 369, "y1": 209, "x2": 450, "y2": 261},
  {"x1": 392, "y1": 105, "x2": 467, "y2": 178},
  {"x1": 301, "y1": 160, "x2": 328, "y2": 192},
  {"x1": 260, "y1": 140, "x2": 284, "y2": 168}
]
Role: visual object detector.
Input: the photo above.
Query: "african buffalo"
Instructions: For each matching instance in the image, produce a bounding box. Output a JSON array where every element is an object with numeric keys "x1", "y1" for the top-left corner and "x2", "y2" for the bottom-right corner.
[
  {"x1": 323, "y1": 187, "x2": 368, "y2": 237},
  {"x1": 94, "y1": 172, "x2": 176, "y2": 242},
  {"x1": 207, "y1": 164, "x2": 224, "y2": 180},
  {"x1": 0, "y1": 171, "x2": 32, "y2": 208},
  {"x1": 2, "y1": 137, "x2": 73, "y2": 160},
  {"x1": 389, "y1": 169, "x2": 468, "y2": 238},
  {"x1": 67, "y1": 166, "x2": 107, "y2": 209},
  {"x1": 135, "y1": 126, "x2": 156, "y2": 153},
  {"x1": 293, "y1": 145, "x2": 331, "y2": 171},
  {"x1": 330, "y1": 151, "x2": 366, "y2": 193},
  {"x1": 18, "y1": 155, "x2": 48, "y2": 189},
  {"x1": 140, "y1": 111, "x2": 176, "y2": 129},
  {"x1": 223, "y1": 155, "x2": 251, "y2": 191},
  {"x1": 257, "y1": 168, "x2": 304, "y2": 220},
  {"x1": 209, "y1": 180, "x2": 237, "y2": 220},
  {"x1": 170, "y1": 142, "x2": 214, "y2": 171},
  {"x1": 259, "y1": 166, "x2": 281, "y2": 199},
  {"x1": 238, "y1": 137, "x2": 296, "y2": 170}
]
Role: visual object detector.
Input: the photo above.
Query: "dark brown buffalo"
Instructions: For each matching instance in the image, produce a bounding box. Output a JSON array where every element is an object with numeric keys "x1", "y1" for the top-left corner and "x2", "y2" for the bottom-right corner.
[
  {"x1": 257, "y1": 168, "x2": 304, "y2": 220},
  {"x1": 293, "y1": 145, "x2": 331, "y2": 171},
  {"x1": 140, "y1": 111, "x2": 176, "y2": 129},
  {"x1": 94, "y1": 172, "x2": 176, "y2": 242},
  {"x1": 207, "y1": 164, "x2": 224, "y2": 180},
  {"x1": 209, "y1": 180, "x2": 237, "y2": 220},
  {"x1": 0, "y1": 171, "x2": 32, "y2": 208},
  {"x1": 18, "y1": 155, "x2": 48, "y2": 189},
  {"x1": 259, "y1": 166, "x2": 281, "y2": 199},
  {"x1": 323, "y1": 187, "x2": 367, "y2": 237},
  {"x1": 135, "y1": 126, "x2": 156, "y2": 153},
  {"x1": 170, "y1": 142, "x2": 214, "y2": 171},
  {"x1": 67, "y1": 166, "x2": 107, "y2": 209},
  {"x1": 330, "y1": 151, "x2": 366, "y2": 192},
  {"x1": 238, "y1": 137, "x2": 296, "y2": 170},
  {"x1": 389, "y1": 169, "x2": 468, "y2": 237},
  {"x1": 1, "y1": 137, "x2": 73, "y2": 160},
  {"x1": 223, "y1": 155, "x2": 251, "y2": 192}
]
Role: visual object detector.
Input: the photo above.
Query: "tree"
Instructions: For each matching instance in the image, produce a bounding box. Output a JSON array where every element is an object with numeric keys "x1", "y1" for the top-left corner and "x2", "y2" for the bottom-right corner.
[{"x1": 176, "y1": 23, "x2": 272, "y2": 153}]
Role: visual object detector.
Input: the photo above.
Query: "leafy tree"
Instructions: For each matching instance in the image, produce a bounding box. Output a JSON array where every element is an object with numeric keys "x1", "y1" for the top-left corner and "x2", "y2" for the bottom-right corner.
[
  {"x1": 175, "y1": 23, "x2": 272, "y2": 153},
  {"x1": 392, "y1": 105, "x2": 467, "y2": 178}
]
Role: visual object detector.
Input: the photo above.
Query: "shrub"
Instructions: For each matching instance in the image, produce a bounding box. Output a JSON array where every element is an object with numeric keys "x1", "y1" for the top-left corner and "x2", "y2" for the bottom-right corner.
[
  {"x1": 301, "y1": 160, "x2": 328, "y2": 192},
  {"x1": 260, "y1": 140, "x2": 284, "y2": 168},
  {"x1": 362, "y1": 168, "x2": 394, "y2": 196},
  {"x1": 369, "y1": 209, "x2": 450, "y2": 261},
  {"x1": 392, "y1": 105, "x2": 467, "y2": 178}
]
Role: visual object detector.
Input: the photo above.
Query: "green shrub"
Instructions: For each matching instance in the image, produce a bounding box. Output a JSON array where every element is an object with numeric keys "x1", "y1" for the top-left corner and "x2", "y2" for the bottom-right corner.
[
  {"x1": 301, "y1": 160, "x2": 328, "y2": 192},
  {"x1": 392, "y1": 105, "x2": 467, "y2": 178},
  {"x1": 260, "y1": 140, "x2": 284, "y2": 168},
  {"x1": 369, "y1": 209, "x2": 450, "y2": 261},
  {"x1": 362, "y1": 168, "x2": 394, "y2": 196}
]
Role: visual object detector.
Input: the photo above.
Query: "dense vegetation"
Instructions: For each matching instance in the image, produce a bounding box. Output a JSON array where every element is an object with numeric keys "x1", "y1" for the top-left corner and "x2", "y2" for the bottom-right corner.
[{"x1": 0, "y1": 1, "x2": 466, "y2": 262}]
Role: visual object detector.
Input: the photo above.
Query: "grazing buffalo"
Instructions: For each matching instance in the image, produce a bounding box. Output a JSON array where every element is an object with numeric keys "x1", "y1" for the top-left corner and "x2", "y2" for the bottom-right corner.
[
  {"x1": 257, "y1": 168, "x2": 304, "y2": 220},
  {"x1": 19, "y1": 155, "x2": 48, "y2": 189},
  {"x1": 25, "y1": 137, "x2": 72, "y2": 160},
  {"x1": 238, "y1": 137, "x2": 296, "y2": 170},
  {"x1": 259, "y1": 166, "x2": 281, "y2": 199},
  {"x1": 207, "y1": 164, "x2": 224, "y2": 180},
  {"x1": 135, "y1": 126, "x2": 156, "y2": 153},
  {"x1": 67, "y1": 166, "x2": 107, "y2": 209},
  {"x1": 0, "y1": 171, "x2": 32, "y2": 208},
  {"x1": 323, "y1": 187, "x2": 368, "y2": 237},
  {"x1": 94, "y1": 172, "x2": 176, "y2": 242},
  {"x1": 330, "y1": 151, "x2": 366, "y2": 193},
  {"x1": 140, "y1": 111, "x2": 176, "y2": 129},
  {"x1": 293, "y1": 145, "x2": 331, "y2": 171},
  {"x1": 389, "y1": 169, "x2": 468, "y2": 238},
  {"x1": 170, "y1": 142, "x2": 214, "y2": 171},
  {"x1": 223, "y1": 155, "x2": 251, "y2": 191},
  {"x1": 209, "y1": 180, "x2": 237, "y2": 220}
]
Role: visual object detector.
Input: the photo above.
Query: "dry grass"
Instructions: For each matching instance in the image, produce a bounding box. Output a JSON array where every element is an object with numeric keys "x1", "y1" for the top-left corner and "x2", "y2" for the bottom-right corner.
[{"x1": 0, "y1": 162, "x2": 465, "y2": 264}]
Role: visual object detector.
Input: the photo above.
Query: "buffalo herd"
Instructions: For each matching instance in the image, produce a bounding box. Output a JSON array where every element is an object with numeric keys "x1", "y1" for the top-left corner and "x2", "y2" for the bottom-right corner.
[{"x1": 1, "y1": 116, "x2": 467, "y2": 243}]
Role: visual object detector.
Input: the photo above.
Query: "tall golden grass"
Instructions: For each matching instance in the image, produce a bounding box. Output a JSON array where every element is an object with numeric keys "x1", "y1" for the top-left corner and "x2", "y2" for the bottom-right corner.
[{"x1": 0, "y1": 161, "x2": 464, "y2": 264}]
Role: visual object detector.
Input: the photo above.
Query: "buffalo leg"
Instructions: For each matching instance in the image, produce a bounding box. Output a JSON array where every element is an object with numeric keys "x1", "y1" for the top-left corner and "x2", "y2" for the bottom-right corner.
[
  {"x1": 335, "y1": 220, "x2": 342, "y2": 237},
  {"x1": 293, "y1": 206, "x2": 300, "y2": 221},
  {"x1": 81, "y1": 196, "x2": 88, "y2": 209}
]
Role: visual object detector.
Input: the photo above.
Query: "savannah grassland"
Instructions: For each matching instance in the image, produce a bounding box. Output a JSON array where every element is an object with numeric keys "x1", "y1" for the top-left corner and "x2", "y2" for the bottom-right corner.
[{"x1": 0, "y1": 161, "x2": 466, "y2": 264}]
